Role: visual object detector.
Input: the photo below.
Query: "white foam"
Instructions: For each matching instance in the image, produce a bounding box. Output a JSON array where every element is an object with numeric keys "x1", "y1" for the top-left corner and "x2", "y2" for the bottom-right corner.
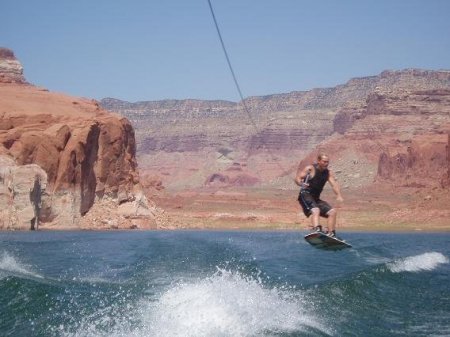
[
  {"x1": 77, "y1": 276, "x2": 114, "y2": 284},
  {"x1": 0, "y1": 251, "x2": 43, "y2": 279},
  {"x1": 364, "y1": 256, "x2": 391, "y2": 265},
  {"x1": 62, "y1": 268, "x2": 329, "y2": 337},
  {"x1": 139, "y1": 268, "x2": 328, "y2": 337},
  {"x1": 388, "y1": 252, "x2": 449, "y2": 273}
]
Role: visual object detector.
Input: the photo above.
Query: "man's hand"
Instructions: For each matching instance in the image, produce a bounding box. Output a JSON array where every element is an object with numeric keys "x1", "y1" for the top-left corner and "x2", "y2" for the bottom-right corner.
[
  {"x1": 336, "y1": 195, "x2": 344, "y2": 202},
  {"x1": 295, "y1": 165, "x2": 313, "y2": 186}
]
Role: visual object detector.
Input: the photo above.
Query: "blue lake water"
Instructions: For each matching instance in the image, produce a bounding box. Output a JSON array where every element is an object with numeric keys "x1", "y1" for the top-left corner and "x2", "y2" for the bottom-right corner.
[{"x1": 1, "y1": 230, "x2": 449, "y2": 337}]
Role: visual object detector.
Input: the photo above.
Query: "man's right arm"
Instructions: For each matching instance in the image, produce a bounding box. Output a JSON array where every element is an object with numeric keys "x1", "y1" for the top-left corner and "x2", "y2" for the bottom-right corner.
[{"x1": 295, "y1": 165, "x2": 313, "y2": 186}]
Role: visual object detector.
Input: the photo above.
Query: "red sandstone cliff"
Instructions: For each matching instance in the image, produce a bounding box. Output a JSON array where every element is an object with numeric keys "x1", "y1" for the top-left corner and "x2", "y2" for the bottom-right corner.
[
  {"x1": 329, "y1": 85, "x2": 450, "y2": 188},
  {"x1": 102, "y1": 69, "x2": 450, "y2": 193},
  {"x1": 0, "y1": 48, "x2": 164, "y2": 230}
]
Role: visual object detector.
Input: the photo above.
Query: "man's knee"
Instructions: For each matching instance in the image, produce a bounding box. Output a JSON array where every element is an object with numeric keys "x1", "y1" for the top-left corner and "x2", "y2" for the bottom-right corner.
[
  {"x1": 311, "y1": 208, "x2": 320, "y2": 215},
  {"x1": 327, "y1": 208, "x2": 337, "y2": 217}
]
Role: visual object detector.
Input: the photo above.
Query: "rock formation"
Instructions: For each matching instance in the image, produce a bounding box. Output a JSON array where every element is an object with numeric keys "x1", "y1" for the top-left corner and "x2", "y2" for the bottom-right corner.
[
  {"x1": 0, "y1": 156, "x2": 47, "y2": 230},
  {"x1": 0, "y1": 48, "x2": 27, "y2": 84},
  {"x1": 101, "y1": 69, "x2": 450, "y2": 192},
  {"x1": 0, "y1": 48, "x2": 164, "y2": 230},
  {"x1": 298, "y1": 84, "x2": 450, "y2": 192}
]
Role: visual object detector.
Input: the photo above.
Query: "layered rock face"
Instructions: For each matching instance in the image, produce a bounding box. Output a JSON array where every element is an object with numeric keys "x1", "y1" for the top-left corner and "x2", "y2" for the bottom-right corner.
[
  {"x1": 0, "y1": 49, "x2": 162, "y2": 230},
  {"x1": 377, "y1": 134, "x2": 449, "y2": 188},
  {"x1": 0, "y1": 48, "x2": 27, "y2": 84},
  {"x1": 301, "y1": 74, "x2": 450, "y2": 191},
  {"x1": 368, "y1": 91, "x2": 450, "y2": 189},
  {"x1": 101, "y1": 69, "x2": 450, "y2": 191}
]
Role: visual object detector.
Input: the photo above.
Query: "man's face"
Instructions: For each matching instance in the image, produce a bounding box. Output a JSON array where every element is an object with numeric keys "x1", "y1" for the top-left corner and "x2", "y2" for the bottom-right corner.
[{"x1": 317, "y1": 157, "x2": 330, "y2": 170}]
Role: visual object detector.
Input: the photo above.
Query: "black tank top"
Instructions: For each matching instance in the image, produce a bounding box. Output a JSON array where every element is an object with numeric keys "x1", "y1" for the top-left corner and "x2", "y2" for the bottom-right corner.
[{"x1": 304, "y1": 164, "x2": 329, "y2": 198}]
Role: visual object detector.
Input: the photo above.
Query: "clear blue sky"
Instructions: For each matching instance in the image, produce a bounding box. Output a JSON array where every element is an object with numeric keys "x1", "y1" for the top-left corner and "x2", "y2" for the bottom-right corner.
[{"x1": 2, "y1": 0, "x2": 450, "y2": 102}]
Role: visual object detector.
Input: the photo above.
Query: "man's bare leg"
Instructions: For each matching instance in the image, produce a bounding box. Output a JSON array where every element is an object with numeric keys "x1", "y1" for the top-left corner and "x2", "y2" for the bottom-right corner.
[
  {"x1": 310, "y1": 208, "x2": 320, "y2": 230},
  {"x1": 327, "y1": 209, "x2": 337, "y2": 233}
]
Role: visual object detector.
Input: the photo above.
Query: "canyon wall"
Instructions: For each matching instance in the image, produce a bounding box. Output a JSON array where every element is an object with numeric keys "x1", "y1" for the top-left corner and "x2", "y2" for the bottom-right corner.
[
  {"x1": 101, "y1": 69, "x2": 450, "y2": 192},
  {"x1": 0, "y1": 48, "x2": 163, "y2": 230}
]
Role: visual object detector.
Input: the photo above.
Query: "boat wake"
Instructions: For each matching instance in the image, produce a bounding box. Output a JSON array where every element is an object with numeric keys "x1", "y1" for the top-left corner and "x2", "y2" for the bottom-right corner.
[
  {"x1": 60, "y1": 268, "x2": 330, "y2": 337},
  {"x1": 142, "y1": 268, "x2": 329, "y2": 337},
  {"x1": 0, "y1": 251, "x2": 43, "y2": 280},
  {"x1": 387, "y1": 252, "x2": 448, "y2": 273}
]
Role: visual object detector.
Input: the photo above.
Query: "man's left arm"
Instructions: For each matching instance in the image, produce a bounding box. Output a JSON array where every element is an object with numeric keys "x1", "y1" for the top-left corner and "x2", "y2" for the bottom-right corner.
[{"x1": 328, "y1": 170, "x2": 344, "y2": 202}]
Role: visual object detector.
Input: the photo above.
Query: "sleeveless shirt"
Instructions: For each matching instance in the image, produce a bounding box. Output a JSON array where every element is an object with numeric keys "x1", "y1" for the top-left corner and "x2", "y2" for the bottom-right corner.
[{"x1": 303, "y1": 163, "x2": 329, "y2": 198}]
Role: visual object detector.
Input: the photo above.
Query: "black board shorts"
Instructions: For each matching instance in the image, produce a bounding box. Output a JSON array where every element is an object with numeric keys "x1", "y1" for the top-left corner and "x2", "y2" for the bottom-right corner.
[{"x1": 298, "y1": 191, "x2": 332, "y2": 218}]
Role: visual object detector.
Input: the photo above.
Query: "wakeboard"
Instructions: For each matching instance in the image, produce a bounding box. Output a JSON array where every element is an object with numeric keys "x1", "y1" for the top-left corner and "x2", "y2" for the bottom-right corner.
[{"x1": 304, "y1": 231, "x2": 352, "y2": 250}]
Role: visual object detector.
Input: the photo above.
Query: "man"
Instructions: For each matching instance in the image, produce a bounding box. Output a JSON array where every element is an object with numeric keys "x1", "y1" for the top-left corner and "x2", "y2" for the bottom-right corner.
[{"x1": 295, "y1": 153, "x2": 344, "y2": 237}]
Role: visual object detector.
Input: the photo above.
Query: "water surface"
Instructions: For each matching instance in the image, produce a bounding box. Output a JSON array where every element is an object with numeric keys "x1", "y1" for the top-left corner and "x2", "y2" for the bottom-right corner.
[{"x1": 1, "y1": 231, "x2": 449, "y2": 336}]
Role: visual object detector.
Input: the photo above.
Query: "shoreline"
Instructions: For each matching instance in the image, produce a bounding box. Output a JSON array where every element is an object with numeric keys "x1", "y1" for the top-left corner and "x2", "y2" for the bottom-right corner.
[
  {"x1": 2, "y1": 185, "x2": 448, "y2": 232},
  {"x1": 2, "y1": 225, "x2": 450, "y2": 233}
]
